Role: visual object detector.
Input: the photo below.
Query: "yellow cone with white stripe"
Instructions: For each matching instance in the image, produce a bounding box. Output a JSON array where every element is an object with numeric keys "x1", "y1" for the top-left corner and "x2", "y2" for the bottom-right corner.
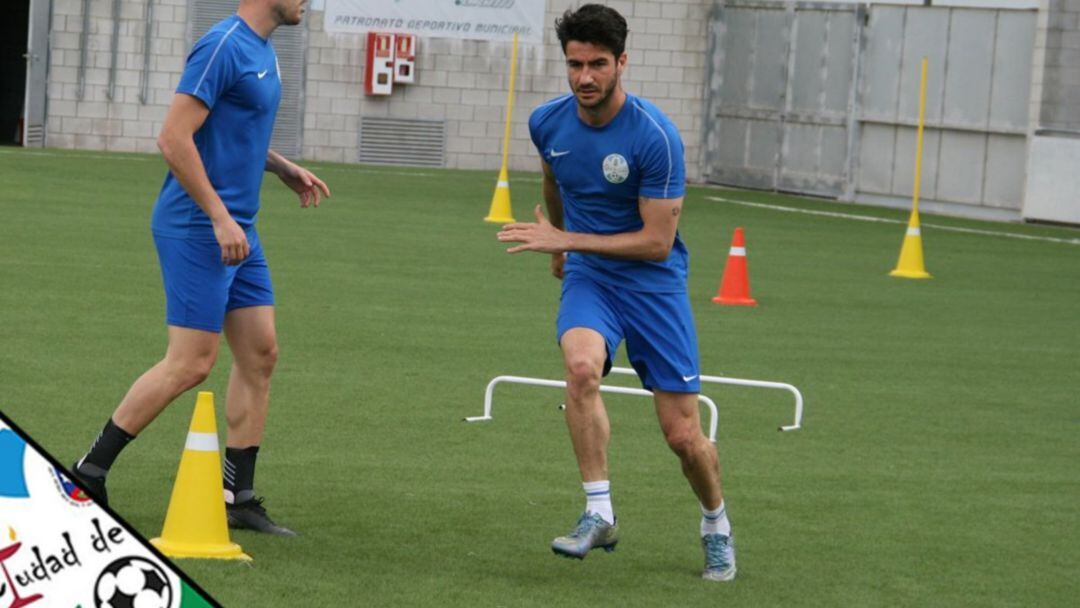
[
  {"x1": 484, "y1": 166, "x2": 515, "y2": 223},
  {"x1": 890, "y1": 209, "x2": 932, "y2": 279},
  {"x1": 151, "y1": 392, "x2": 250, "y2": 560}
]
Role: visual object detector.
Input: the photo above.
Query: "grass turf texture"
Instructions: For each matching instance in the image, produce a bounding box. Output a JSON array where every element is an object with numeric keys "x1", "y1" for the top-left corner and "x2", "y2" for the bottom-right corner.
[{"x1": 1, "y1": 147, "x2": 1078, "y2": 606}]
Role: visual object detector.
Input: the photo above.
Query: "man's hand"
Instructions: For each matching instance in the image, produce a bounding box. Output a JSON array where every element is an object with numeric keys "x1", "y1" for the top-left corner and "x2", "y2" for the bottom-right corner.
[
  {"x1": 275, "y1": 159, "x2": 331, "y2": 208},
  {"x1": 497, "y1": 205, "x2": 572, "y2": 254},
  {"x1": 213, "y1": 215, "x2": 249, "y2": 265}
]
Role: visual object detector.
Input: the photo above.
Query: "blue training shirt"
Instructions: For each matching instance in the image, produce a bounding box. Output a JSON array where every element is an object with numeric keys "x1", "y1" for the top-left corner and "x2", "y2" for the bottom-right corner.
[
  {"x1": 151, "y1": 15, "x2": 282, "y2": 240},
  {"x1": 529, "y1": 93, "x2": 688, "y2": 293}
]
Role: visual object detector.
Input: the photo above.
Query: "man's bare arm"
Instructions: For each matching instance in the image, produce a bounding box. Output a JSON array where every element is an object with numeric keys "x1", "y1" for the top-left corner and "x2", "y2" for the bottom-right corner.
[
  {"x1": 542, "y1": 160, "x2": 564, "y2": 230},
  {"x1": 157, "y1": 93, "x2": 248, "y2": 264},
  {"x1": 497, "y1": 195, "x2": 684, "y2": 263},
  {"x1": 265, "y1": 149, "x2": 331, "y2": 208},
  {"x1": 541, "y1": 160, "x2": 568, "y2": 277}
]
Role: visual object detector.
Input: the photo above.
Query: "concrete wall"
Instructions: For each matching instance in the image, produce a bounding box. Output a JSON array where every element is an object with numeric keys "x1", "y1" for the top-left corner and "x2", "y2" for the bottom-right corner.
[
  {"x1": 40, "y1": 0, "x2": 710, "y2": 180},
  {"x1": 45, "y1": 0, "x2": 187, "y2": 153},
  {"x1": 1022, "y1": 0, "x2": 1080, "y2": 223},
  {"x1": 1034, "y1": 0, "x2": 1080, "y2": 132},
  {"x1": 39, "y1": 0, "x2": 1074, "y2": 218},
  {"x1": 703, "y1": 1, "x2": 1042, "y2": 221},
  {"x1": 303, "y1": 0, "x2": 710, "y2": 179}
]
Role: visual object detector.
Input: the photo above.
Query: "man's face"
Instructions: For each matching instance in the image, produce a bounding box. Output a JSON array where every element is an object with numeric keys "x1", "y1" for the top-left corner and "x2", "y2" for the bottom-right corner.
[
  {"x1": 564, "y1": 41, "x2": 626, "y2": 110},
  {"x1": 273, "y1": 0, "x2": 307, "y2": 26}
]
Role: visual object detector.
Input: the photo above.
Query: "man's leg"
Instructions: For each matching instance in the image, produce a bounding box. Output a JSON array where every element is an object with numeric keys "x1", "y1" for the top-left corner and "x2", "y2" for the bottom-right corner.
[
  {"x1": 74, "y1": 327, "x2": 220, "y2": 505},
  {"x1": 551, "y1": 327, "x2": 619, "y2": 558},
  {"x1": 654, "y1": 390, "x2": 736, "y2": 581},
  {"x1": 653, "y1": 390, "x2": 722, "y2": 507},
  {"x1": 561, "y1": 327, "x2": 610, "y2": 484},
  {"x1": 223, "y1": 305, "x2": 277, "y2": 449},
  {"x1": 220, "y1": 305, "x2": 294, "y2": 536}
]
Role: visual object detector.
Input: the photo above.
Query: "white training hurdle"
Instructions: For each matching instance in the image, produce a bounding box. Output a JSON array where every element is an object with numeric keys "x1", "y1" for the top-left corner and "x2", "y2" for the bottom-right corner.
[
  {"x1": 465, "y1": 374, "x2": 720, "y2": 442},
  {"x1": 464, "y1": 366, "x2": 804, "y2": 439}
]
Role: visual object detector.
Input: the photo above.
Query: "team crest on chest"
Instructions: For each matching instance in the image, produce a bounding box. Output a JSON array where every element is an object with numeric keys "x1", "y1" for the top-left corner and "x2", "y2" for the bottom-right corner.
[{"x1": 602, "y1": 153, "x2": 630, "y2": 184}]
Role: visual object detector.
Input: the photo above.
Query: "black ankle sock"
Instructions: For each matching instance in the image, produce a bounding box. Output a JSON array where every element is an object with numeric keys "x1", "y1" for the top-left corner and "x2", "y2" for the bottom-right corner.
[
  {"x1": 80, "y1": 418, "x2": 135, "y2": 476},
  {"x1": 224, "y1": 446, "x2": 260, "y2": 504}
]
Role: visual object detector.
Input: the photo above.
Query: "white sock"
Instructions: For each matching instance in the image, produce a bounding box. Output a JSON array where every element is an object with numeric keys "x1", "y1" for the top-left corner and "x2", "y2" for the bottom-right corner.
[
  {"x1": 701, "y1": 501, "x2": 731, "y2": 537},
  {"x1": 583, "y1": 480, "x2": 615, "y2": 524}
]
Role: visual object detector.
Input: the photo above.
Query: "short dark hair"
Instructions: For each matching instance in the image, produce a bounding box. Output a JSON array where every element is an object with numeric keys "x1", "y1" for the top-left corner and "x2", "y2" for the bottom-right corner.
[{"x1": 554, "y1": 4, "x2": 628, "y2": 58}]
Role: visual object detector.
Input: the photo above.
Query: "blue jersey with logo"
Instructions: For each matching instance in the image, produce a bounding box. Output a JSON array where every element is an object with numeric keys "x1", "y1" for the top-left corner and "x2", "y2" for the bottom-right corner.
[
  {"x1": 529, "y1": 93, "x2": 688, "y2": 292},
  {"x1": 151, "y1": 15, "x2": 282, "y2": 240}
]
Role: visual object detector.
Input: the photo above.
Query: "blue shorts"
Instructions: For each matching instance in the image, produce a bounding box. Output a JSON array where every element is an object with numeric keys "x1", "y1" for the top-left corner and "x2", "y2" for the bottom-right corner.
[
  {"x1": 556, "y1": 273, "x2": 701, "y2": 393},
  {"x1": 153, "y1": 231, "x2": 274, "y2": 333}
]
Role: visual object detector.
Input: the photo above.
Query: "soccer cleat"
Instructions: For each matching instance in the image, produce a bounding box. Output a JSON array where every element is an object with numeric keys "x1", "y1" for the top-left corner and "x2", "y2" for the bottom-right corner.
[
  {"x1": 226, "y1": 497, "x2": 297, "y2": 536},
  {"x1": 70, "y1": 461, "x2": 108, "y2": 506},
  {"x1": 701, "y1": 533, "x2": 737, "y2": 582},
  {"x1": 551, "y1": 512, "x2": 618, "y2": 559}
]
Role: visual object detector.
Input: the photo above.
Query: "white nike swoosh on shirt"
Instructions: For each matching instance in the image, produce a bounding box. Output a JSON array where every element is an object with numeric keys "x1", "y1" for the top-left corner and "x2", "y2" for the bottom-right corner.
[
  {"x1": 682, "y1": 375, "x2": 698, "y2": 382},
  {"x1": 258, "y1": 70, "x2": 269, "y2": 79},
  {"x1": 549, "y1": 149, "x2": 571, "y2": 157}
]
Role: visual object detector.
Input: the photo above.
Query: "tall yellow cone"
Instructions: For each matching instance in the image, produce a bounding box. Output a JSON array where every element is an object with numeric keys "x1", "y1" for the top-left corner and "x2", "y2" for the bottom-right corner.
[
  {"x1": 484, "y1": 33, "x2": 520, "y2": 224},
  {"x1": 891, "y1": 56, "x2": 932, "y2": 280},
  {"x1": 484, "y1": 166, "x2": 515, "y2": 223},
  {"x1": 890, "y1": 210, "x2": 931, "y2": 279},
  {"x1": 151, "y1": 392, "x2": 250, "y2": 560}
]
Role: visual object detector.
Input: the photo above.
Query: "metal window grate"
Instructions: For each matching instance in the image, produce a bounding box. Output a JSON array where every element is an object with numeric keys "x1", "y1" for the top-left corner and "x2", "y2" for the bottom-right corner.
[
  {"x1": 24, "y1": 124, "x2": 45, "y2": 147},
  {"x1": 358, "y1": 117, "x2": 446, "y2": 167}
]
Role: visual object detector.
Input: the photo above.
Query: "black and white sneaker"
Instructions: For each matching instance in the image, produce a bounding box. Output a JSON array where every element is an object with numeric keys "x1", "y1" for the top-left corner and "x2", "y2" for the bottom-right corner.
[
  {"x1": 226, "y1": 497, "x2": 297, "y2": 536},
  {"x1": 69, "y1": 461, "x2": 108, "y2": 506}
]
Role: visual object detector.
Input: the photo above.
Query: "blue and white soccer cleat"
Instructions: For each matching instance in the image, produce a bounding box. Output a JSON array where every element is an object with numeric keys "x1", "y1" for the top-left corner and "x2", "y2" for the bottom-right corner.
[
  {"x1": 701, "y1": 533, "x2": 737, "y2": 581},
  {"x1": 551, "y1": 512, "x2": 619, "y2": 559}
]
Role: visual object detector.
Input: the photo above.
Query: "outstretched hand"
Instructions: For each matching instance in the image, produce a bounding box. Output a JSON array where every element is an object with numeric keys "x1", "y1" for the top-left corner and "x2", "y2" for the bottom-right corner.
[
  {"x1": 496, "y1": 205, "x2": 571, "y2": 254},
  {"x1": 277, "y1": 160, "x2": 331, "y2": 208}
]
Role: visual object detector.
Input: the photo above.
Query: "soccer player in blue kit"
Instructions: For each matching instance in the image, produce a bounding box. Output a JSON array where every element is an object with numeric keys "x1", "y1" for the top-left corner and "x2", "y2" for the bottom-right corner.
[
  {"x1": 72, "y1": 0, "x2": 327, "y2": 536},
  {"x1": 497, "y1": 5, "x2": 736, "y2": 581}
]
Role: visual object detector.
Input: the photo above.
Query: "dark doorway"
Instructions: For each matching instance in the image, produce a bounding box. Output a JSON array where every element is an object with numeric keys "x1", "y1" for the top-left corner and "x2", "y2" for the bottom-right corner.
[{"x1": 1, "y1": 1, "x2": 32, "y2": 145}]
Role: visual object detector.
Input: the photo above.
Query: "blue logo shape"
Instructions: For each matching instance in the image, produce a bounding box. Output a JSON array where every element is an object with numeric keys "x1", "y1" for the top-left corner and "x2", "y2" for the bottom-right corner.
[{"x1": 0, "y1": 429, "x2": 30, "y2": 498}]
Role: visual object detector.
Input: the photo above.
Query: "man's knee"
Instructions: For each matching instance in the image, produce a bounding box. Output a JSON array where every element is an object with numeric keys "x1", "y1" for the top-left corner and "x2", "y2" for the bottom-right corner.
[
  {"x1": 565, "y1": 356, "x2": 602, "y2": 396},
  {"x1": 242, "y1": 341, "x2": 279, "y2": 379},
  {"x1": 664, "y1": 426, "x2": 703, "y2": 459},
  {"x1": 167, "y1": 354, "x2": 217, "y2": 391}
]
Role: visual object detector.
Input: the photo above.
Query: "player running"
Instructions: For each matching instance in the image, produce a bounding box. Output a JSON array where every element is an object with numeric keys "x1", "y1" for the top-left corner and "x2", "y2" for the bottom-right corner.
[{"x1": 497, "y1": 4, "x2": 736, "y2": 581}]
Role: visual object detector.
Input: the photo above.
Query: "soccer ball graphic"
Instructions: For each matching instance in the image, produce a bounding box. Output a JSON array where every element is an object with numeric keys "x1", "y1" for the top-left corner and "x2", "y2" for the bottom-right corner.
[{"x1": 94, "y1": 556, "x2": 174, "y2": 608}]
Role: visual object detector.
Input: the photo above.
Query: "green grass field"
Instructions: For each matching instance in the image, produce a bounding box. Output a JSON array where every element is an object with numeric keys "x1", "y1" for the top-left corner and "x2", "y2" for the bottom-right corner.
[{"x1": 1, "y1": 147, "x2": 1078, "y2": 606}]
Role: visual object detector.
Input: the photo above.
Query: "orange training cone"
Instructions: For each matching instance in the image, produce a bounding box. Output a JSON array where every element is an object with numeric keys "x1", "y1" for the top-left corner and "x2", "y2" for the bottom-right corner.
[{"x1": 712, "y1": 227, "x2": 757, "y2": 306}]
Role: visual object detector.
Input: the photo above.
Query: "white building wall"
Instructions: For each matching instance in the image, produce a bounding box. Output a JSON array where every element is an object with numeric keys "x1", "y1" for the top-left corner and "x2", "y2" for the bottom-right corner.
[
  {"x1": 1022, "y1": 0, "x2": 1080, "y2": 223},
  {"x1": 45, "y1": 0, "x2": 189, "y2": 153},
  {"x1": 41, "y1": 0, "x2": 710, "y2": 180},
  {"x1": 303, "y1": 0, "x2": 711, "y2": 179}
]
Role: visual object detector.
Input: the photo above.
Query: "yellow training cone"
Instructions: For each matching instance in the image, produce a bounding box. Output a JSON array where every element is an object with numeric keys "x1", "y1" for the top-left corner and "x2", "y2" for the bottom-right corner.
[
  {"x1": 484, "y1": 167, "x2": 515, "y2": 223},
  {"x1": 151, "y1": 392, "x2": 250, "y2": 560},
  {"x1": 484, "y1": 34, "x2": 520, "y2": 224},
  {"x1": 890, "y1": 209, "x2": 932, "y2": 279},
  {"x1": 891, "y1": 57, "x2": 932, "y2": 280}
]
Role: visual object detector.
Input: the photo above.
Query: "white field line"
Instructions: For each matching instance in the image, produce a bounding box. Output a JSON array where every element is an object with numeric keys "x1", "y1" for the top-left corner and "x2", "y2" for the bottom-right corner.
[{"x1": 706, "y1": 196, "x2": 1080, "y2": 246}]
